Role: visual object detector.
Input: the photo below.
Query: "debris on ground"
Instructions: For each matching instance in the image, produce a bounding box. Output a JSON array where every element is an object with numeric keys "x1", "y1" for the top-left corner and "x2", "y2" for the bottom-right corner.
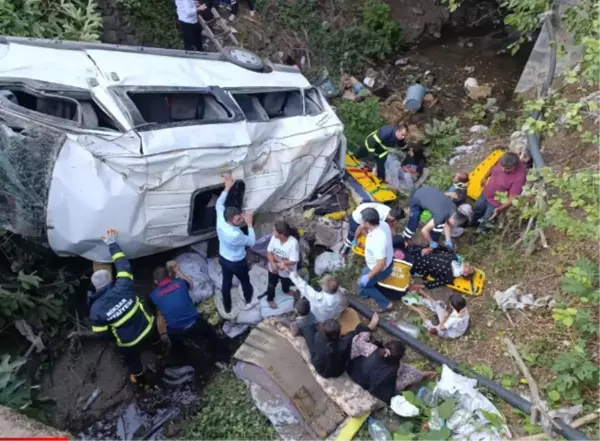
[
  {"x1": 464, "y1": 77, "x2": 493, "y2": 100},
  {"x1": 509, "y1": 130, "x2": 528, "y2": 155},
  {"x1": 470, "y1": 125, "x2": 489, "y2": 134},
  {"x1": 395, "y1": 57, "x2": 410, "y2": 66},
  {"x1": 485, "y1": 98, "x2": 499, "y2": 113},
  {"x1": 494, "y1": 284, "x2": 556, "y2": 311}
]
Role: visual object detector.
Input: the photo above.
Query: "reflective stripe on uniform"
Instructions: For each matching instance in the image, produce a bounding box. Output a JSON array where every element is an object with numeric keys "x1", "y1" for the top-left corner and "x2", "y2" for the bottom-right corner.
[
  {"x1": 110, "y1": 300, "x2": 154, "y2": 347},
  {"x1": 364, "y1": 130, "x2": 389, "y2": 157},
  {"x1": 116, "y1": 271, "x2": 134, "y2": 280},
  {"x1": 92, "y1": 325, "x2": 108, "y2": 332},
  {"x1": 112, "y1": 251, "x2": 126, "y2": 261}
]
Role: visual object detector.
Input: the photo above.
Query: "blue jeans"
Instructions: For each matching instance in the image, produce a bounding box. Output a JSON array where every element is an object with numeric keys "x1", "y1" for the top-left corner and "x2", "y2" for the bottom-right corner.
[
  {"x1": 473, "y1": 194, "x2": 496, "y2": 226},
  {"x1": 358, "y1": 263, "x2": 393, "y2": 308}
]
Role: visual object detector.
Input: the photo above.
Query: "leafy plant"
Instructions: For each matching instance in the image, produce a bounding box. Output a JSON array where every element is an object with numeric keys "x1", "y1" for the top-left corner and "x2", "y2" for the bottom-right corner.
[
  {"x1": 489, "y1": 112, "x2": 507, "y2": 136},
  {"x1": 547, "y1": 342, "x2": 599, "y2": 403},
  {"x1": 552, "y1": 307, "x2": 578, "y2": 327},
  {"x1": 183, "y1": 370, "x2": 276, "y2": 440},
  {"x1": 472, "y1": 363, "x2": 494, "y2": 380},
  {"x1": 0, "y1": 0, "x2": 102, "y2": 41},
  {"x1": 334, "y1": 97, "x2": 385, "y2": 151},
  {"x1": 0, "y1": 355, "x2": 31, "y2": 410},
  {"x1": 421, "y1": 117, "x2": 461, "y2": 163},
  {"x1": 470, "y1": 103, "x2": 487, "y2": 123},
  {"x1": 427, "y1": 165, "x2": 454, "y2": 191},
  {"x1": 117, "y1": 0, "x2": 181, "y2": 49},
  {"x1": 561, "y1": 258, "x2": 600, "y2": 303}
]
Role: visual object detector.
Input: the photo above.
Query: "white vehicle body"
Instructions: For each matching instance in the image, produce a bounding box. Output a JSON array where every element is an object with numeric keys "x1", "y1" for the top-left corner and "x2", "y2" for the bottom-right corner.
[{"x1": 0, "y1": 37, "x2": 345, "y2": 262}]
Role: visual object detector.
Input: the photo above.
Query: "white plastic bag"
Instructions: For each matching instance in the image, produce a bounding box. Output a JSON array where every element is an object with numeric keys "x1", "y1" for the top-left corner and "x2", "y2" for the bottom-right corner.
[
  {"x1": 314, "y1": 251, "x2": 345, "y2": 276},
  {"x1": 175, "y1": 252, "x2": 214, "y2": 303}
]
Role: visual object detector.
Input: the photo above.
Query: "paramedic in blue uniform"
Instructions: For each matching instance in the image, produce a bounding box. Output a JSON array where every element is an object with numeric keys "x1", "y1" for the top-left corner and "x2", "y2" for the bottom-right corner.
[
  {"x1": 71, "y1": 229, "x2": 157, "y2": 388},
  {"x1": 354, "y1": 124, "x2": 409, "y2": 181},
  {"x1": 148, "y1": 261, "x2": 227, "y2": 363}
]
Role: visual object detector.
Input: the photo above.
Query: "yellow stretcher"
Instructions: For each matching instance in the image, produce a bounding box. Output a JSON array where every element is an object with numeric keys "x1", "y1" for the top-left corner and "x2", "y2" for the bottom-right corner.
[
  {"x1": 345, "y1": 153, "x2": 397, "y2": 203},
  {"x1": 466, "y1": 149, "x2": 504, "y2": 200},
  {"x1": 352, "y1": 236, "x2": 485, "y2": 296}
]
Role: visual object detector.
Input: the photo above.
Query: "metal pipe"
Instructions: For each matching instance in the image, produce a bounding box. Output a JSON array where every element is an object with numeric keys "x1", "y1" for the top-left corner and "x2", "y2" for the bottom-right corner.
[
  {"x1": 527, "y1": 14, "x2": 558, "y2": 169},
  {"x1": 348, "y1": 298, "x2": 589, "y2": 441}
]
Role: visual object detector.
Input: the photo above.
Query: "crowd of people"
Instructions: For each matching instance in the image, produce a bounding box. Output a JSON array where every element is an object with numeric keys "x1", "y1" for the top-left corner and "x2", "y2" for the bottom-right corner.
[{"x1": 72, "y1": 126, "x2": 528, "y2": 406}]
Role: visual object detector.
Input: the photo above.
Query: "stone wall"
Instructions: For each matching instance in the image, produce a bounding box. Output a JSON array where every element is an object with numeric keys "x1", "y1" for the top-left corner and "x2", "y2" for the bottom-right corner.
[
  {"x1": 97, "y1": 0, "x2": 138, "y2": 45},
  {"x1": 515, "y1": 6, "x2": 582, "y2": 95}
]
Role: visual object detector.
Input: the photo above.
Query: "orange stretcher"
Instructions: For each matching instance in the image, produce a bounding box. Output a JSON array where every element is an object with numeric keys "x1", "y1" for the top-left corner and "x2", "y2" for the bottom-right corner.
[
  {"x1": 344, "y1": 153, "x2": 397, "y2": 203},
  {"x1": 466, "y1": 149, "x2": 504, "y2": 200},
  {"x1": 352, "y1": 235, "x2": 485, "y2": 296}
]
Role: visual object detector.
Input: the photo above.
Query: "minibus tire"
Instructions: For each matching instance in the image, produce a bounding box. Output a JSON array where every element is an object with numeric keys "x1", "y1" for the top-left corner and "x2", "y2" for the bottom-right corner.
[{"x1": 220, "y1": 47, "x2": 265, "y2": 72}]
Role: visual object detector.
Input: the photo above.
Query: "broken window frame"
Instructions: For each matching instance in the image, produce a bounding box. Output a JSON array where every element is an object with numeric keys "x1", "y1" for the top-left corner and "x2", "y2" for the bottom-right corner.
[
  {"x1": 111, "y1": 86, "x2": 243, "y2": 130},
  {"x1": 0, "y1": 80, "x2": 124, "y2": 133},
  {"x1": 188, "y1": 183, "x2": 225, "y2": 237},
  {"x1": 228, "y1": 87, "x2": 325, "y2": 122}
]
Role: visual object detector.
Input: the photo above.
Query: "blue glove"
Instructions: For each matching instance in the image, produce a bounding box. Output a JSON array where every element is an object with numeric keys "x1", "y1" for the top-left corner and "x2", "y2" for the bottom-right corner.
[
  {"x1": 359, "y1": 274, "x2": 370, "y2": 287},
  {"x1": 351, "y1": 239, "x2": 357, "y2": 247},
  {"x1": 444, "y1": 240, "x2": 454, "y2": 249},
  {"x1": 429, "y1": 241, "x2": 439, "y2": 249}
]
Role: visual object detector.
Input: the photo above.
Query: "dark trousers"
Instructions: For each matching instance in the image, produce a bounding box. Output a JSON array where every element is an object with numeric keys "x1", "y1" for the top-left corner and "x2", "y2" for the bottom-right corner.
[
  {"x1": 472, "y1": 194, "x2": 496, "y2": 227},
  {"x1": 403, "y1": 197, "x2": 440, "y2": 242},
  {"x1": 219, "y1": 256, "x2": 253, "y2": 312},
  {"x1": 117, "y1": 326, "x2": 160, "y2": 376},
  {"x1": 180, "y1": 20, "x2": 203, "y2": 51},
  {"x1": 230, "y1": 0, "x2": 256, "y2": 15},
  {"x1": 266, "y1": 271, "x2": 292, "y2": 302},
  {"x1": 169, "y1": 315, "x2": 225, "y2": 361},
  {"x1": 354, "y1": 145, "x2": 387, "y2": 181},
  {"x1": 299, "y1": 322, "x2": 318, "y2": 358}
]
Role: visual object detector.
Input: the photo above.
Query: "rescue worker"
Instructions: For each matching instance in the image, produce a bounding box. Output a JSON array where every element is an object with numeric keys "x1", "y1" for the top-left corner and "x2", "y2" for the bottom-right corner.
[
  {"x1": 148, "y1": 261, "x2": 228, "y2": 363},
  {"x1": 354, "y1": 124, "x2": 409, "y2": 182},
  {"x1": 69, "y1": 229, "x2": 157, "y2": 387}
]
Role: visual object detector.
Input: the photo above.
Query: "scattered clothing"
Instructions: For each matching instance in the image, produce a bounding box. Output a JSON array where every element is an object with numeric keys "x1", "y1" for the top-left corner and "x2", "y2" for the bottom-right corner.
[
  {"x1": 403, "y1": 186, "x2": 455, "y2": 241},
  {"x1": 289, "y1": 271, "x2": 347, "y2": 323},
  {"x1": 421, "y1": 298, "x2": 470, "y2": 339},
  {"x1": 350, "y1": 331, "x2": 425, "y2": 392}
]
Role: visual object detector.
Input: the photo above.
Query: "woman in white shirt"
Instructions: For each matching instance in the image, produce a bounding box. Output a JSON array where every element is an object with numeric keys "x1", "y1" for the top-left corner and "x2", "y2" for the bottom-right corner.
[{"x1": 266, "y1": 221, "x2": 300, "y2": 308}]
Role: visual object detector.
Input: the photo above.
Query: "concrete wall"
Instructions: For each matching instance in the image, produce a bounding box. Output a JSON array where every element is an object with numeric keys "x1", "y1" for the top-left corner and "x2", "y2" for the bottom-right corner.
[{"x1": 515, "y1": 6, "x2": 582, "y2": 95}]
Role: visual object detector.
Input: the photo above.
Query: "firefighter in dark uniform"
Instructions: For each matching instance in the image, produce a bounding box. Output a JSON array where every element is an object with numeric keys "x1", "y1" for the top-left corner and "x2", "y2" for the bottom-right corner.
[
  {"x1": 354, "y1": 124, "x2": 409, "y2": 182},
  {"x1": 70, "y1": 228, "x2": 157, "y2": 387}
]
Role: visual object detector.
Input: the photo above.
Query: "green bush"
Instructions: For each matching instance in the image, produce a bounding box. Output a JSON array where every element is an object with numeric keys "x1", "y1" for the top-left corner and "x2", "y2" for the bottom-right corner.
[
  {"x1": 334, "y1": 97, "x2": 385, "y2": 152},
  {"x1": 421, "y1": 117, "x2": 461, "y2": 164},
  {"x1": 0, "y1": 0, "x2": 102, "y2": 41},
  {"x1": 183, "y1": 371, "x2": 276, "y2": 440},
  {"x1": 117, "y1": 0, "x2": 181, "y2": 48}
]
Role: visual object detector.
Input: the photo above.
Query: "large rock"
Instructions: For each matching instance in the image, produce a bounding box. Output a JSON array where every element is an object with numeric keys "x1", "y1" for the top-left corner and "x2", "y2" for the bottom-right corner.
[{"x1": 0, "y1": 406, "x2": 71, "y2": 438}]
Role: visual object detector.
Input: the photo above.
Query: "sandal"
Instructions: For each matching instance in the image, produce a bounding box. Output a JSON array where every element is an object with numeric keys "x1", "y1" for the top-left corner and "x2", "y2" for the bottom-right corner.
[{"x1": 268, "y1": 300, "x2": 278, "y2": 309}]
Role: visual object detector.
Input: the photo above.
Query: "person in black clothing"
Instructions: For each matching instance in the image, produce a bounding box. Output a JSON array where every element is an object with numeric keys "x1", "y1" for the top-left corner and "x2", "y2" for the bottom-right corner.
[
  {"x1": 398, "y1": 144, "x2": 426, "y2": 194},
  {"x1": 354, "y1": 124, "x2": 409, "y2": 181},
  {"x1": 291, "y1": 313, "x2": 379, "y2": 379},
  {"x1": 346, "y1": 339, "x2": 406, "y2": 404},
  {"x1": 405, "y1": 244, "x2": 474, "y2": 291}
]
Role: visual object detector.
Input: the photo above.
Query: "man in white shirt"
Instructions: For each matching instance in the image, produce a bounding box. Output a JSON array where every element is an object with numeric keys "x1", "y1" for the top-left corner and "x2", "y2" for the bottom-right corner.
[
  {"x1": 216, "y1": 174, "x2": 255, "y2": 313},
  {"x1": 342, "y1": 203, "x2": 404, "y2": 256},
  {"x1": 287, "y1": 271, "x2": 348, "y2": 323},
  {"x1": 175, "y1": 0, "x2": 207, "y2": 51},
  {"x1": 357, "y1": 207, "x2": 394, "y2": 311}
]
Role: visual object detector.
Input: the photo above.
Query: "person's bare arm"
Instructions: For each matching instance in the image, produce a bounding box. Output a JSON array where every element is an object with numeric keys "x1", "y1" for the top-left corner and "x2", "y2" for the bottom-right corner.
[
  {"x1": 489, "y1": 195, "x2": 516, "y2": 220},
  {"x1": 368, "y1": 312, "x2": 380, "y2": 330},
  {"x1": 443, "y1": 223, "x2": 452, "y2": 243},
  {"x1": 368, "y1": 258, "x2": 386, "y2": 279},
  {"x1": 167, "y1": 261, "x2": 194, "y2": 290},
  {"x1": 354, "y1": 224, "x2": 366, "y2": 239},
  {"x1": 420, "y1": 219, "x2": 435, "y2": 243}
]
